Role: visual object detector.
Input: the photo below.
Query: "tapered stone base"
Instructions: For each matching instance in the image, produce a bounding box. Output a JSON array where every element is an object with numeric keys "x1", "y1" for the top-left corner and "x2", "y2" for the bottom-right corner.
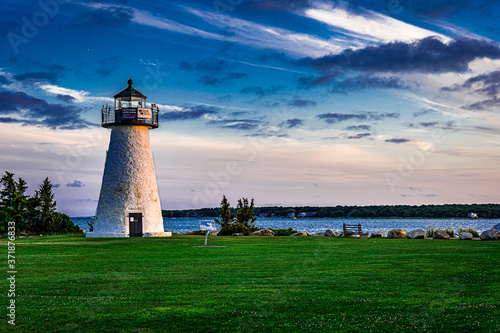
[{"x1": 92, "y1": 125, "x2": 165, "y2": 237}]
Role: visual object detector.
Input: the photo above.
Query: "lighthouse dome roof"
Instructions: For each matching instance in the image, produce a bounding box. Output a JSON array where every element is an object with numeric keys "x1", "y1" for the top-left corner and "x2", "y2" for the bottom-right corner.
[{"x1": 113, "y1": 78, "x2": 147, "y2": 99}]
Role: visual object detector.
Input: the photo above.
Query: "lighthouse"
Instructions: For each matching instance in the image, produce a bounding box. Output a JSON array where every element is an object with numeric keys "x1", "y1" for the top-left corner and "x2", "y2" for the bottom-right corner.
[{"x1": 87, "y1": 78, "x2": 171, "y2": 237}]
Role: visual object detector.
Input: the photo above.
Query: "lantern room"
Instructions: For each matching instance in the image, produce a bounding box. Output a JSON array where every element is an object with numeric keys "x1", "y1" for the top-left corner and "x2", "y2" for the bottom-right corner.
[{"x1": 101, "y1": 78, "x2": 159, "y2": 128}]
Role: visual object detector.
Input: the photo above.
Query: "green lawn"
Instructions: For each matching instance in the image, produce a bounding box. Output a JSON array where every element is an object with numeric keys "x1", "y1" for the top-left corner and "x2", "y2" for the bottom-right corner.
[{"x1": 1, "y1": 235, "x2": 499, "y2": 332}]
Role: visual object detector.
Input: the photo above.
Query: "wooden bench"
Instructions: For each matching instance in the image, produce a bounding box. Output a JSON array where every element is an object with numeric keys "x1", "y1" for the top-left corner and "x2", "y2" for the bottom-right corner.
[{"x1": 343, "y1": 223, "x2": 362, "y2": 237}]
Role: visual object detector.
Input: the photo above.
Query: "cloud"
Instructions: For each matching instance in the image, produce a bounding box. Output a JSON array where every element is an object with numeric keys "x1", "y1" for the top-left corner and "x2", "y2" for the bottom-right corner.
[
  {"x1": 463, "y1": 98, "x2": 500, "y2": 111},
  {"x1": 179, "y1": 59, "x2": 247, "y2": 86},
  {"x1": 304, "y1": 4, "x2": 443, "y2": 44},
  {"x1": 316, "y1": 112, "x2": 399, "y2": 124},
  {"x1": 346, "y1": 133, "x2": 371, "y2": 139},
  {"x1": 179, "y1": 59, "x2": 233, "y2": 73},
  {"x1": 419, "y1": 122, "x2": 439, "y2": 127},
  {"x1": 0, "y1": 90, "x2": 93, "y2": 129},
  {"x1": 66, "y1": 180, "x2": 85, "y2": 188},
  {"x1": 345, "y1": 125, "x2": 371, "y2": 131},
  {"x1": 413, "y1": 109, "x2": 436, "y2": 117},
  {"x1": 385, "y1": 138, "x2": 412, "y2": 144},
  {"x1": 330, "y1": 75, "x2": 410, "y2": 92},
  {"x1": 160, "y1": 105, "x2": 219, "y2": 121},
  {"x1": 240, "y1": 85, "x2": 286, "y2": 97},
  {"x1": 280, "y1": 118, "x2": 304, "y2": 128},
  {"x1": 14, "y1": 71, "x2": 62, "y2": 84},
  {"x1": 317, "y1": 113, "x2": 367, "y2": 124},
  {"x1": 249, "y1": 0, "x2": 311, "y2": 11},
  {"x1": 217, "y1": 119, "x2": 261, "y2": 131},
  {"x1": 305, "y1": 37, "x2": 500, "y2": 74},
  {"x1": 442, "y1": 70, "x2": 500, "y2": 110},
  {"x1": 287, "y1": 99, "x2": 317, "y2": 107},
  {"x1": 56, "y1": 94, "x2": 78, "y2": 103},
  {"x1": 199, "y1": 72, "x2": 248, "y2": 86},
  {"x1": 0, "y1": 74, "x2": 11, "y2": 85},
  {"x1": 52, "y1": 183, "x2": 61, "y2": 188},
  {"x1": 79, "y1": 6, "x2": 134, "y2": 27}
]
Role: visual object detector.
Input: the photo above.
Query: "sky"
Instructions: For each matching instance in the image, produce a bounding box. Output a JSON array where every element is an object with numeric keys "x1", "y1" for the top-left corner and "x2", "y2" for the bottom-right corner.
[{"x1": 1, "y1": 0, "x2": 500, "y2": 216}]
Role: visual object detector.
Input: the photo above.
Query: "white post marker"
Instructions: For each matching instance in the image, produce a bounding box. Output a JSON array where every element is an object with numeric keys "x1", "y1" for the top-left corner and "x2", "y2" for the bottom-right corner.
[{"x1": 199, "y1": 221, "x2": 217, "y2": 246}]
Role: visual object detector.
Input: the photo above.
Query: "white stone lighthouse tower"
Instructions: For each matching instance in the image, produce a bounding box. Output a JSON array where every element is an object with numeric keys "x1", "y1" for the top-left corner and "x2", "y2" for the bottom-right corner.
[{"x1": 87, "y1": 78, "x2": 171, "y2": 237}]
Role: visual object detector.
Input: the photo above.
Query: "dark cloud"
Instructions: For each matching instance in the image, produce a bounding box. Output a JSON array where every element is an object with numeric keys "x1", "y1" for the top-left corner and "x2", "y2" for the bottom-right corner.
[
  {"x1": 240, "y1": 85, "x2": 286, "y2": 97},
  {"x1": 218, "y1": 120, "x2": 261, "y2": 131},
  {"x1": 317, "y1": 113, "x2": 367, "y2": 124},
  {"x1": 463, "y1": 98, "x2": 500, "y2": 110},
  {"x1": 413, "y1": 109, "x2": 436, "y2": 117},
  {"x1": 287, "y1": 99, "x2": 316, "y2": 107},
  {"x1": 419, "y1": 121, "x2": 439, "y2": 127},
  {"x1": 0, "y1": 75, "x2": 11, "y2": 85},
  {"x1": 280, "y1": 118, "x2": 304, "y2": 128},
  {"x1": 159, "y1": 105, "x2": 219, "y2": 121},
  {"x1": 179, "y1": 59, "x2": 246, "y2": 86},
  {"x1": 56, "y1": 94, "x2": 77, "y2": 103},
  {"x1": 14, "y1": 71, "x2": 61, "y2": 84},
  {"x1": 79, "y1": 6, "x2": 134, "y2": 27},
  {"x1": 403, "y1": 121, "x2": 456, "y2": 130},
  {"x1": 422, "y1": 193, "x2": 438, "y2": 198},
  {"x1": 199, "y1": 72, "x2": 248, "y2": 86},
  {"x1": 66, "y1": 180, "x2": 85, "y2": 188},
  {"x1": 52, "y1": 184, "x2": 61, "y2": 188},
  {"x1": 345, "y1": 125, "x2": 371, "y2": 131},
  {"x1": 442, "y1": 70, "x2": 500, "y2": 110},
  {"x1": 385, "y1": 138, "x2": 411, "y2": 144},
  {"x1": 249, "y1": 0, "x2": 311, "y2": 11},
  {"x1": 330, "y1": 75, "x2": 410, "y2": 93},
  {"x1": 305, "y1": 37, "x2": 500, "y2": 75},
  {"x1": 317, "y1": 112, "x2": 399, "y2": 124},
  {"x1": 0, "y1": 91, "x2": 92, "y2": 129},
  {"x1": 346, "y1": 133, "x2": 371, "y2": 139},
  {"x1": 218, "y1": 95, "x2": 232, "y2": 102},
  {"x1": 179, "y1": 59, "x2": 233, "y2": 73}
]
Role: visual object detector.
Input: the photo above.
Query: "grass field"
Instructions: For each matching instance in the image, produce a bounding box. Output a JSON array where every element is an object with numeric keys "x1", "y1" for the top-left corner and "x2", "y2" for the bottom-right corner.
[{"x1": 1, "y1": 234, "x2": 499, "y2": 332}]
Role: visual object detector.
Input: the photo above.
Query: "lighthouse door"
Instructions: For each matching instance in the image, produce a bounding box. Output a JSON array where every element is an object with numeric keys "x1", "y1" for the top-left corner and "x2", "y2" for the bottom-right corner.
[{"x1": 129, "y1": 213, "x2": 143, "y2": 237}]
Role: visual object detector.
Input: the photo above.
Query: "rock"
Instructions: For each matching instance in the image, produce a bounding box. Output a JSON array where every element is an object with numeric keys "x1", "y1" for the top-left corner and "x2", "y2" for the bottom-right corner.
[
  {"x1": 80, "y1": 228, "x2": 86, "y2": 234},
  {"x1": 387, "y1": 229, "x2": 406, "y2": 239},
  {"x1": 252, "y1": 229, "x2": 274, "y2": 236},
  {"x1": 173, "y1": 232, "x2": 182, "y2": 235},
  {"x1": 332, "y1": 230, "x2": 343, "y2": 237},
  {"x1": 459, "y1": 232, "x2": 473, "y2": 240},
  {"x1": 361, "y1": 231, "x2": 370, "y2": 237},
  {"x1": 291, "y1": 232, "x2": 308, "y2": 236},
  {"x1": 480, "y1": 229, "x2": 500, "y2": 240},
  {"x1": 407, "y1": 229, "x2": 426, "y2": 239},
  {"x1": 325, "y1": 229, "x2": 335, "y2": 237},
  {"x1": 433, "y1": 229, "x2": 450, "y2": 239},
  {"x1": 209, "y1": 230, "x2": 219, "y2": 236},
  {"x1": 370, "y1": 233, "x2": 382, "y2": 238},
  {"x1": 304, "y1": 231, "x2": 310, "y2": 236},
  {"x1": 232, "y1": 233, "x2": 244, "y2": 236},
  {"x1": 311, "y1": 232, "x2": 325, "y2": 236}
]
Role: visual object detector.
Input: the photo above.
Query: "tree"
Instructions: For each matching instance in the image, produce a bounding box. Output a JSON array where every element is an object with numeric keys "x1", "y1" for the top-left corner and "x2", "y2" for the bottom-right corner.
[
  {"x1": 216, "y1": 195, "x2": 257, "y2": 236},
  {"x1": 234, "y1": 197, "x2": 256, "y2": 228},
  {"x1": 214, "y1": 194, "x2": 233, "y2": 228},
  {"x1": 31, "y1": 178, "x2": 57, "y2": 233},
  {"x1": 0, "y1": 171, "x2": 28, "y2": 232}
]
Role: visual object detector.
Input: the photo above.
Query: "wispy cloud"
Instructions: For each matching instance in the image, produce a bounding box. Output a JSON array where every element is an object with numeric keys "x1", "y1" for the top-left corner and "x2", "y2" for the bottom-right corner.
[{"x1": 304, "y1": 2, "x2": 445, "y2": 43}]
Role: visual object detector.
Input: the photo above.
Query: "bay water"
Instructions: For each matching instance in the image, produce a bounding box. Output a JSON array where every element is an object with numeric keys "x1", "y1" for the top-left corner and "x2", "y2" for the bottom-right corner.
[{"x1": 71, "y1": 217, "x2": 498, "y2": 235}]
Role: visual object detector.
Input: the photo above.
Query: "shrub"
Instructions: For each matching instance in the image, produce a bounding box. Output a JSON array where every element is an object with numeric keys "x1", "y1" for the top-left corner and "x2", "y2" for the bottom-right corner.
[
  {"x1": 457, "y1": 227, "x2": 480, "y2": 237},
  {"x1": 268, "y1": 228, "x2": 299, "y2": 236},
  {"x1": 426, "y1": 226, "x2": 435, "y2": 238},
  {"x1": 444, "y1": 228, "x2": 455, "y2": 238}
]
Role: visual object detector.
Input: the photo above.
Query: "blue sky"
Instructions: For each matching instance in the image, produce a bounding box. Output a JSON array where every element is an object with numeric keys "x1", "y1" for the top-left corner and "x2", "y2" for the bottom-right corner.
[{"x1": 1, "y1": 0, "x2": 500, "y2": 216}]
